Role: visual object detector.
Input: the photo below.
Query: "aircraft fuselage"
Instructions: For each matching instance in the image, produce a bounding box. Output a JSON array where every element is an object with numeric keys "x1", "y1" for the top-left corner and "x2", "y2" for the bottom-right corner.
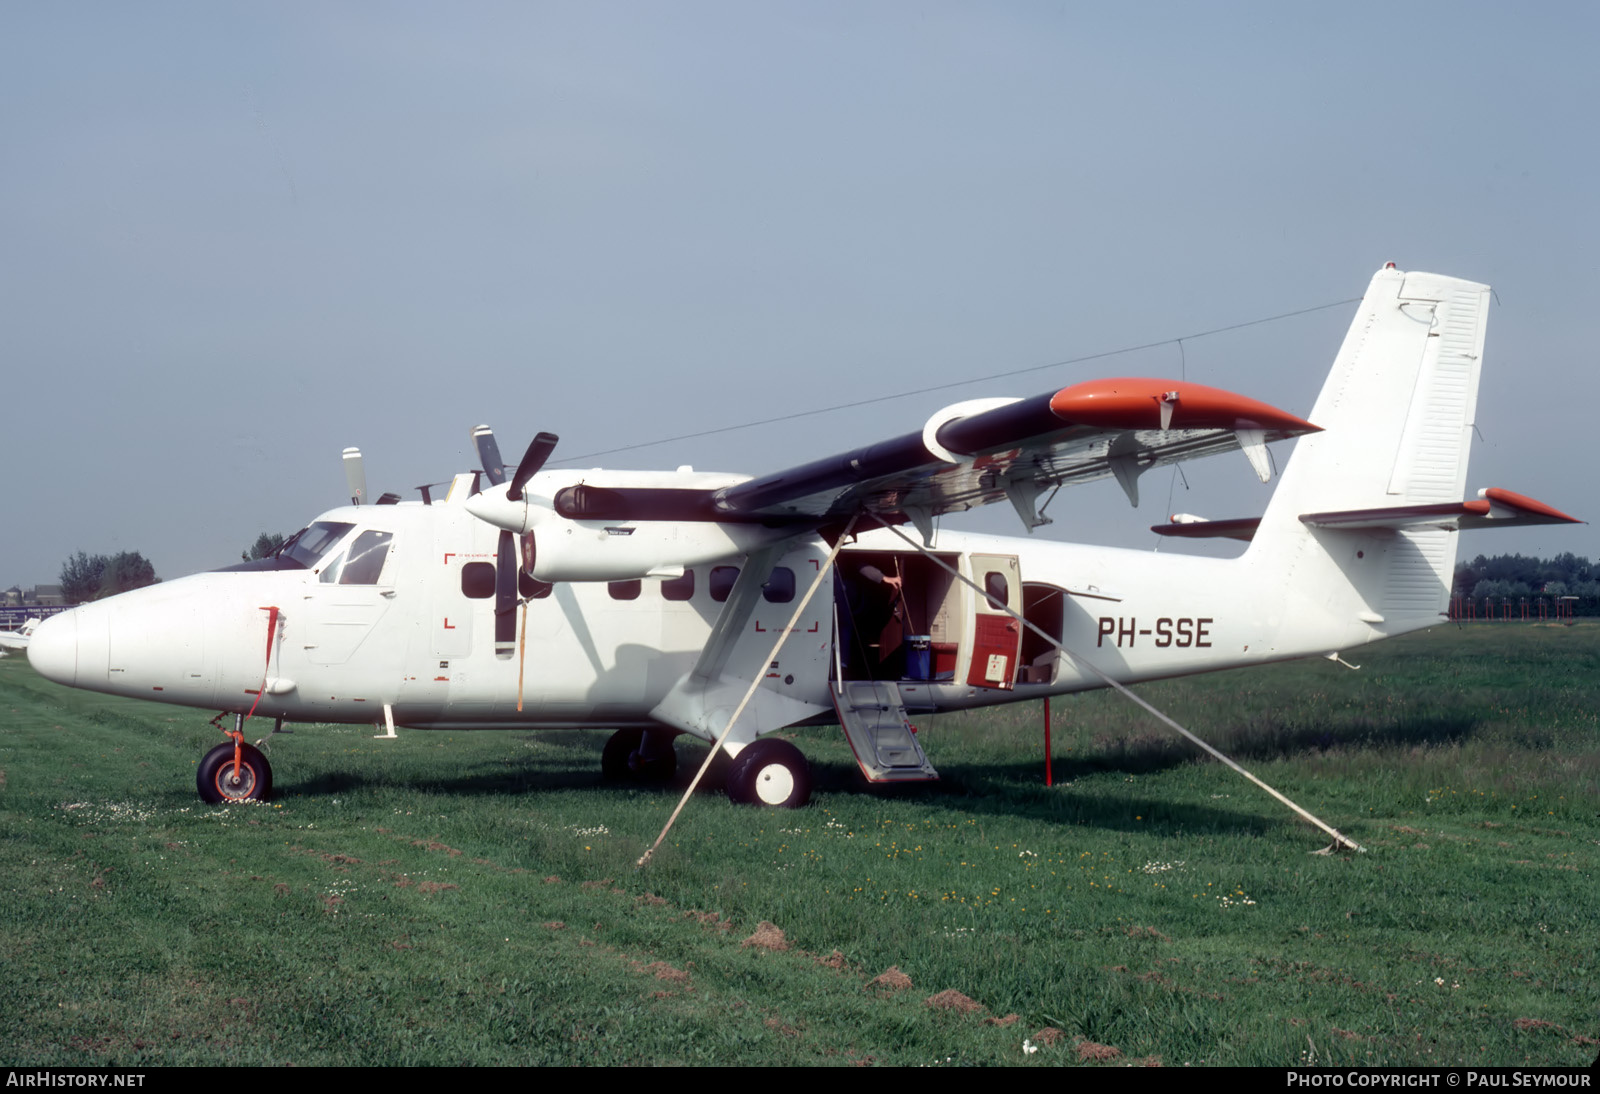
[{"x1": 27, "y1": 498, "x2": 1394, "y2": 736}]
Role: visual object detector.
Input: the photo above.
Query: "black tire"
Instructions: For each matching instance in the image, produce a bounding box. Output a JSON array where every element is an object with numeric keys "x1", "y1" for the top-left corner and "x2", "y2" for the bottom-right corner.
[
  {"x1": 197, "y1": 742, "x2": 272, "y2": 803},
  {"x1": 725, "y1": 738, "x2": 811, "y2": 808},
  {"x1": 600, "y1": 728, "x2": 677, "y2": 783}
]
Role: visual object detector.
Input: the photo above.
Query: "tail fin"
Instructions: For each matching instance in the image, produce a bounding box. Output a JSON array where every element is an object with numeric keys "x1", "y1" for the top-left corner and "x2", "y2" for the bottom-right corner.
[{"x1": 1249, "y1": 265, "x2": 1490, "y2": 637}]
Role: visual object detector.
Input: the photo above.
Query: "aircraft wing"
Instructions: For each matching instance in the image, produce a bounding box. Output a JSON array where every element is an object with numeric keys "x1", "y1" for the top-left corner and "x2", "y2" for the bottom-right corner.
[{"x1": 713, "y1": 378, "x2": 1320, "y2": 527}]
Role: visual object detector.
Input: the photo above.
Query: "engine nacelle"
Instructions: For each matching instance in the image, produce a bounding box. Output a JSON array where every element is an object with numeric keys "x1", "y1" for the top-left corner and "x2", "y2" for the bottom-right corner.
[
  {"x1": 529, "y1": 516, "x2": 794, "y2": 583},
  {"x1": 464, "y1": 467, "x2": 787, "y2": 582}
]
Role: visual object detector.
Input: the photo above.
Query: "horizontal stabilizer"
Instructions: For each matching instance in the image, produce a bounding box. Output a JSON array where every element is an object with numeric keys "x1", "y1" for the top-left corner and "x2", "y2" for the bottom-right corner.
[
  {"x1": 1152, "y1": 488, "x2": 1581, "y2": 542},
  {"x1": 1301, "y1": 488, "x2": 1583, "y2": 532}
]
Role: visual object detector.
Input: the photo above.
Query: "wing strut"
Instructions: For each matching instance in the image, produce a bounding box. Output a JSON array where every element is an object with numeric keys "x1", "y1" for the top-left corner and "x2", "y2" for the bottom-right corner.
[
  {"x1": 869, "y1": 518, "x2": 1367, "y2": 854},
  {"x1": 637, "y1": 514, "x2": 861, "y2": 868}
]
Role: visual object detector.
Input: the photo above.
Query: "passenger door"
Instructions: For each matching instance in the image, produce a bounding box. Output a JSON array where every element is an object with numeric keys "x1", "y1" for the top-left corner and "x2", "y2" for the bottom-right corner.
[{"x1": 965, "y1": 553, "x2": 1021, "y2": 690}]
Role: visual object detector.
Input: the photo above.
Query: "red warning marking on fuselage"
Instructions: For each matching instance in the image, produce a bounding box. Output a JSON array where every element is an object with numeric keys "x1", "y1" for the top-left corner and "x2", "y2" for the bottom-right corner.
[{"x1": 443, "y1": 619, "x2": 455, "y2": 630}]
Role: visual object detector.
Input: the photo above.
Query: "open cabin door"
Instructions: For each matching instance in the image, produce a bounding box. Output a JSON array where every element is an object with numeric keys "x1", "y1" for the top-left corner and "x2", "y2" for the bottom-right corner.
[
  {"x1": 830, "y1": 549, "x2": 959, "y2": 782},
  {"x1": 964, "y1": 553, "x2": 1021, "y2": 690}
]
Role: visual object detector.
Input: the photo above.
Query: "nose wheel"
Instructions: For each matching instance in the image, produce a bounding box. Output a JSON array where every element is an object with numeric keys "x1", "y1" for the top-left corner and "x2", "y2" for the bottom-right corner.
[
  {"x1": 726, "y1": 738, "x2": 811, "y2": 808},
  {"x1": 197, "y1": 741, "x2": 273, "y2": 803}
]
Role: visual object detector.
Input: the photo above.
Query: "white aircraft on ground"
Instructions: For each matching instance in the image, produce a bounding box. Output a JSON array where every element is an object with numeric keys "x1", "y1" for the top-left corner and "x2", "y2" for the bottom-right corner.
[
  {"x1": 28, "y1": 266, "x2": 1580, "y2": 807},
  {"x1": 0, "y1": 618, "x2": 42, "y2": 655}
]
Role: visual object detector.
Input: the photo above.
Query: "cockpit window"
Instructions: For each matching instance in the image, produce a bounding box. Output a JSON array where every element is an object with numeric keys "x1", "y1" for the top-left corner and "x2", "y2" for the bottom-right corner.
[
  {"x1": 280, "y1": 522, "x2": 355, "y2": 569},
  {"x1": 320, "y1": 529, "x2": 393, "y2": 585},
  {"x1": 340, "y1": 530, "x2": 393, "y2": 584}
]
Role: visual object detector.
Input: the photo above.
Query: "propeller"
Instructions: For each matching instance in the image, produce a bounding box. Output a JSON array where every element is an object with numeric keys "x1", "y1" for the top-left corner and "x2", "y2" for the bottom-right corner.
[
  {"x1": 471, "y1": 425, "x2": 507, "y2": 488},
  {"x1": 469, "y1": 429, "x2": 560, "y2": 699},
  {"x1": 494, "y1": 525, "x2": 518, "y2": 656},
  {"x1": 342, "y1": 447, "x2": 367, "y2": 506},
  {"x1": 509, "y1": 432, "x2": 559, "y2": 501}
]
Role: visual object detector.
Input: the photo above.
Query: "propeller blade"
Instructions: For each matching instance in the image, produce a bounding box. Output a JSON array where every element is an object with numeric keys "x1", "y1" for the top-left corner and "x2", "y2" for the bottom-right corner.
[
  {"x1": 472, "y1": 425, "x2": 507, "y2": 487},
  {"x1": 494, "y1": 530, "x2": 518, "y2": 653},
  {"x1": 508, "y1": 432, "x2": 559, "y2": 501},
  {"x1": 342, "y1": 447, "x2": 367, "y2": 506}
]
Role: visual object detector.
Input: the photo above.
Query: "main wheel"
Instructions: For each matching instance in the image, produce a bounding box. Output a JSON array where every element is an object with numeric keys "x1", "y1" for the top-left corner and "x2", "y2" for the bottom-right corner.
[
  {"x1": 726, "y1": 738, "x2": 811, "y2": 808},
  {"x1": 197, "y1": 742, "x2": 273, "y2": 803},
  {"x1": 600, "y1": 728, "x2": 677, "y2": 783}
]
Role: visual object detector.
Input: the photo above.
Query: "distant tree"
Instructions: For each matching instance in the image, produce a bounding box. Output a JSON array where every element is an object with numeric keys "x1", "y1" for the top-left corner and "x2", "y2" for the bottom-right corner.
[
  {"x1": 243, "y1": 532, "x2": 286, "y2": 562},
  {"x1": 59, "y1": 551, "x2": 160, "y2": 604},
  {"x1": 59, "y1": 552, "x2": 104, "y2": 605},
  {"x1": 100, "y1": 552, "x2": 158, "y2": 598},
  {"x1": 1454, "y1": 551, "x2": 1598, "y2": 615}
]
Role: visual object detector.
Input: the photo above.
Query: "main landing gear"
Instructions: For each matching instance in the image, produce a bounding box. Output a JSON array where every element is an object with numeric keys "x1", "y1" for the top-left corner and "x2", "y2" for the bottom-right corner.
[
  {"x1": 600, "y1": 728, "x2": 814, "y2": 808},
  {"x1": 726, "y1": 738, "x2": 812, "y2": 809},
  {"x1": 196, "y1": 713, "x2": 277, "y2": 804},
  {"x1": 601, "y1": 728, "x2": 678, "y2": 784}
]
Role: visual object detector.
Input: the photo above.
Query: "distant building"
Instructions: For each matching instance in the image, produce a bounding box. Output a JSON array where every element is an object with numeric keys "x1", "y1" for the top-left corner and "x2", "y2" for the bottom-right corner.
[{"x1": 28, "y1": 585, "x2": 65, "y2": 606}]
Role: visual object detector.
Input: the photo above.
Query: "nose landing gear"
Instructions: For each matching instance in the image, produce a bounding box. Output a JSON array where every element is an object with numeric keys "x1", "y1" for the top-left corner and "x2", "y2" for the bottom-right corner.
[
  {"x1": 196, "y1": 713, "x2": 276, "y2": 803},
  {"x1": 197, "y1": 741, "x2": 273, "y2": 803}
]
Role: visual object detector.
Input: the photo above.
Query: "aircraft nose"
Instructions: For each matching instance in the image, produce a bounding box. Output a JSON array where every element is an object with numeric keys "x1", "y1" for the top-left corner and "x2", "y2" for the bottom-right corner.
[{"x1": 27, "y1": 612, "x2": 78, "y2": 686}]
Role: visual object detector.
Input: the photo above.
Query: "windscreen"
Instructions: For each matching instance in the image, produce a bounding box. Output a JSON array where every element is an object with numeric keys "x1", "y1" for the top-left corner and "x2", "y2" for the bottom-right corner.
[{"x1": 280, "y1": 522, "x2": 355, "y2": 569}]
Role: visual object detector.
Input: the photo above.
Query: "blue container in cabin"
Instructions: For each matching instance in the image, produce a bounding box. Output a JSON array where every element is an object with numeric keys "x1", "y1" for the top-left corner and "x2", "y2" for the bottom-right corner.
[{"x1": 906, "y1": 635, "x2": 932, "y2": 680}]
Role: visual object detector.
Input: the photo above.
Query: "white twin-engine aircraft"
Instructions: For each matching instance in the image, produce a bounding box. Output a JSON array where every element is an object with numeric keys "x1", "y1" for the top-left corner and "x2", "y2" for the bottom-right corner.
[
  {"x1": 0, "y1": 618, "x2": 42, "y2": 655},
  {"x1": 29, "y1": 266, "x2": 1580, "y2": 808}
]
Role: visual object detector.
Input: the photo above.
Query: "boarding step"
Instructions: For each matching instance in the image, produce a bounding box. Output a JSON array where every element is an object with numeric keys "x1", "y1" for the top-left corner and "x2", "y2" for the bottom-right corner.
[{"x1": 831, "y1": 680, "x2": 938, "y2": 783}]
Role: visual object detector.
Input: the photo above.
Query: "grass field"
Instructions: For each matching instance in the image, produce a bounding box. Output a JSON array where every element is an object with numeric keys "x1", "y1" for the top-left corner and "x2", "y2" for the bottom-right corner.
[{"x1": 1, "y1": 624, "x2": 1596, "y2": 1066}]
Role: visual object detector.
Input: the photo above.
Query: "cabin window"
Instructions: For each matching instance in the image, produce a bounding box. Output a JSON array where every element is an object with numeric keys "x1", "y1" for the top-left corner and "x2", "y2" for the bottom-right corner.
[
  {"x1": 519, "y1": 572, "x2": 553, "y2": 599},
  {"x1": 710, "y1": 566, "x2": 740, "y2": 602},
  {"x1": 608, "y1": 579, "x2": 641, "y2": 601},
  {"x1": 461, "y1": 562, "x2": 495, "y2": 599},
  {"x1": 762, "y1": 566, "x2": 796, "y2": 603},
  {"x1": 984, "y1": 571, "x2": 1009, "y2": 610},
  {"x1": 661, "y1": 571, "x2": 695, "y2": 601}
]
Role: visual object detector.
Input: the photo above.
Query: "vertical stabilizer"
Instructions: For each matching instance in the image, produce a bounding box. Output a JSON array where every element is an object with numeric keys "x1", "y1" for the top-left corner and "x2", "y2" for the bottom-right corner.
[{"x1": 1249, "y1": 265, "x2": 1489, "y2": 640}]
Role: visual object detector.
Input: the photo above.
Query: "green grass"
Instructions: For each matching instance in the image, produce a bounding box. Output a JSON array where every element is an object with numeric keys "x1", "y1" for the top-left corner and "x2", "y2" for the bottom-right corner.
[{"x1": 1, "y1": 624, "x2": 1596, "y2": 1065}]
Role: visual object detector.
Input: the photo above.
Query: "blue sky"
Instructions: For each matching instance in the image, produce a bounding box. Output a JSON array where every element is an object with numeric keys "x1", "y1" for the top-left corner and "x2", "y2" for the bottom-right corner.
[{"x1": 4, "y1": 2, "x2": 1595, "y2": 587}]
